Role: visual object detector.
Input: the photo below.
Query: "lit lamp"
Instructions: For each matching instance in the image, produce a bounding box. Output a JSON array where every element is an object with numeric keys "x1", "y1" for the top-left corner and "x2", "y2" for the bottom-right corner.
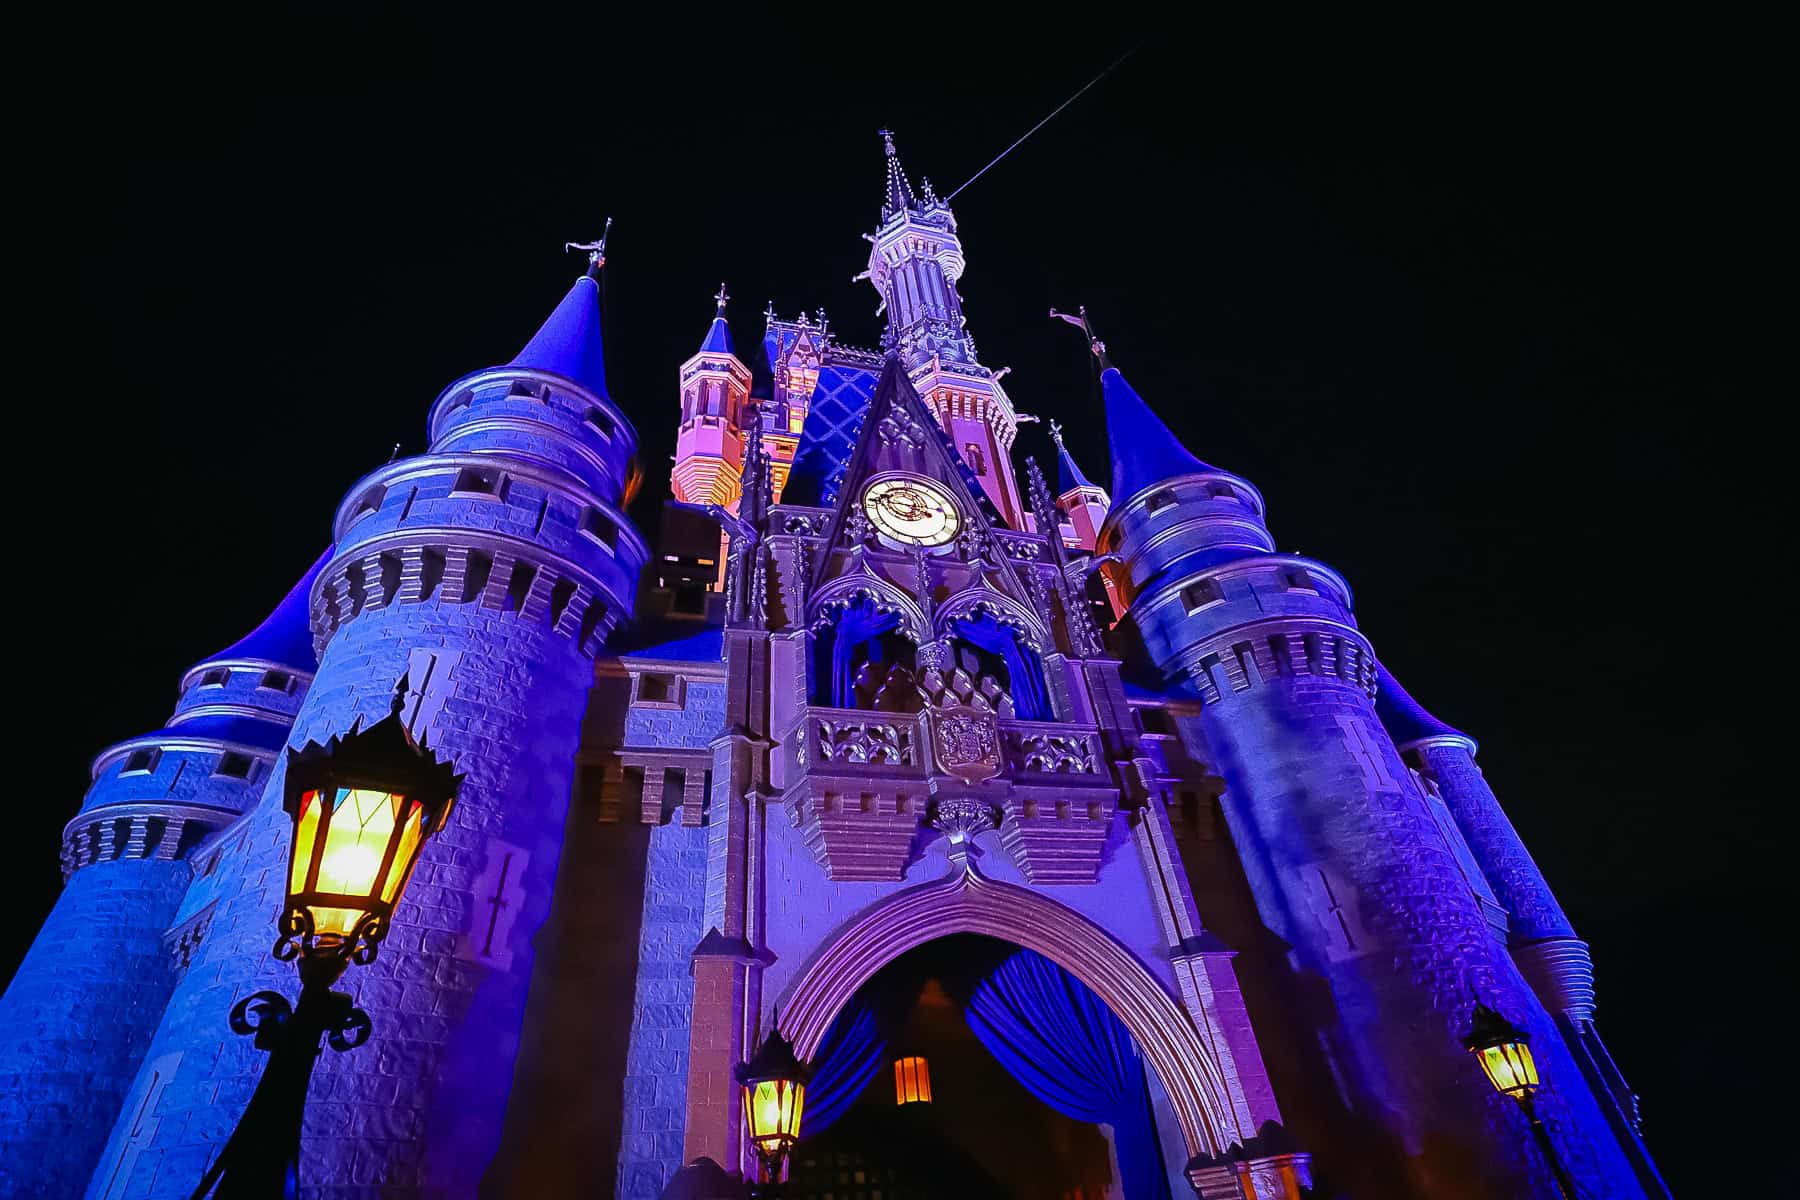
[
  {"x1": 191, "y1": 694, "x2": 461, "y2": 1199},
  {"x1": 1463, "y1": 1000, "x2": 1575, "y2": 1200},
  {"x1": 736, "y1": 1022, "x2": 809, "y2": 1194},
  {"x1": 893, "y1": 1055, "x2": 933, "y2": 1105}
]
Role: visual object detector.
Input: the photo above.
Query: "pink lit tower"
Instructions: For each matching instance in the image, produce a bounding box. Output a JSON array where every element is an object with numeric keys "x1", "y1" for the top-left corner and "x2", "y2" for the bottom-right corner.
[{"x1": 857, "y1": 131, "x2": 1030, "y2": 528}]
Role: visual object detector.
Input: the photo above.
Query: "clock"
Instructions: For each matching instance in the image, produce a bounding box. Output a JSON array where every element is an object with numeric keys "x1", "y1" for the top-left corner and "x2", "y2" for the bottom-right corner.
[{"x1": 863, "y1": 475, "x2": 961, "y2": 547}]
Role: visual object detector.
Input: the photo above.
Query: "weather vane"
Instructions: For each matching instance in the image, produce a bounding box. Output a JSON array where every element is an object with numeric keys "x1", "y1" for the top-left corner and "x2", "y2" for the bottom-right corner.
[
  {"x1": 714, "y1": 282, "x2": 730, "y2": 316},
  {"x1": 1049, "y1": 420, "x2": 1067, "y2": 451},
  {"x1": 1049, "y1": 306, "x2": 1110, "y2": 366},
  {"x1": 564, "y1": 217, "x2": 614, "y2": 270}
]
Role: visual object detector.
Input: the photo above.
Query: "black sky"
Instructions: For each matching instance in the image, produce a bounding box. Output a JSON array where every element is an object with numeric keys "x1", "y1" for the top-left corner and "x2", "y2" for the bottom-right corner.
[{"x1": 8, "y1": 8, "x2": 1771, "y2": 1194}]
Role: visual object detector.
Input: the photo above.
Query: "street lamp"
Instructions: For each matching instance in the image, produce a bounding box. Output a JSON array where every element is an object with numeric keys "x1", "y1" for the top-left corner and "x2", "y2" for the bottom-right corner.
[
  {"x1": 1464, "y1": 1000, "x2": 1577, "y2": 1200},
  {"x1": 191, "y1": 700, "x2": 461, "y2": 1199},
  {"x1": 736, "y1": 1021, "x2": 809, "y2": 1195}
]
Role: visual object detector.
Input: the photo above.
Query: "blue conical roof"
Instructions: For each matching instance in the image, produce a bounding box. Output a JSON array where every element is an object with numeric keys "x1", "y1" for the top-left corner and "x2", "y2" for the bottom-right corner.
[
  {"x1": 200, "y1": 546, "x2": 333, "y2": 673},
  {"x1": 1101, "y1": 366, "x2": 1215, "y2": 502},
  {"x1": 509, "y1": 274, "x2": 607, "y2": 397},
  {"x1": 699, "y1": 316, "x2": 734, "y2": 355},
  {"x1": 1057, "y1": 439, "x2": 1098, "y2": 496},
  {"x1": 1373, "y1": 664, "x2": 1471, "y2": 749}
]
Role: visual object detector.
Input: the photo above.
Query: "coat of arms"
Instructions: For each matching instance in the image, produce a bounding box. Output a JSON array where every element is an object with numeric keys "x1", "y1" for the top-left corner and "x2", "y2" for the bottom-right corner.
[{"x1": 930, "y1": 705, "x2": 1000, "y2": 783}]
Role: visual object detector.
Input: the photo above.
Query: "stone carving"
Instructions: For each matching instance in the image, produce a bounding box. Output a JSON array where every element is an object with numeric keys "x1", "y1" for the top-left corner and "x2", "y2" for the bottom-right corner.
[
  {"x1": 930, "y1": 705, "x2": 1001, "y2": 783},
  {"x1": 816, "y1": 717, "x2": 915, "y2": 765},
  {"x1": 931, "y1": 795, "x2": 998, "y2": 840},
  {"x1": 877, "y1": 411, "x2": 929, "y2": 448},
  {"x1": 1008, "y1": 730, "x2": 1099, "y2": 775}
]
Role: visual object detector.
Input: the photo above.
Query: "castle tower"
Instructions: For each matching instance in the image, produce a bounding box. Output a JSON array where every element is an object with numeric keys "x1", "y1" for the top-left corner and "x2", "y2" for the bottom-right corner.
[
  {"x1": 860, "y1": 133, "x2": 1027, "y2": 528},
  {"x1": 1377, "y1": 669, "x2": 1670, "y2": 1197},
  {"x1": 672, "y1": 284, "x2": 751, "y2": 512},
  {"x1": 1050, "y1": 418, "x2": 1111, "y2": 552},
  {"x1": 83, "y1": 249, "x2": 648, "y2": 1199},
  {"x1": 1091, "y1": 352, "x2": 1646, "y2": 1197},
  {"x1": 0, "y1": 550, "x2": 327, "y2": 1200}
]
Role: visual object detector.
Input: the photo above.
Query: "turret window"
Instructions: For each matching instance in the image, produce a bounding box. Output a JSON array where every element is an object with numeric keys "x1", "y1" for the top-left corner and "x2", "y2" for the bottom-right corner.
[
  {"x1": 123, "y1": 749, "x2": 160, "y2": 776},
  {"x1": 452, "y1": 466, "x2": 510, "y2": 501},
  {"x1": 581, "y1": 507, "x2": 619, "y2": 550},
  {"x1": 585, "y1": 407, "x2": 616, "y2": 439},
  {"x1": 351, "y1": 485, "x2": 387, "y2": 522},
  {"x1": 1206, "y1": 483, "x2": 1238, "y2": 503},
  {"x1": 1281, "y1": 568, "x2": 1317, "y2": 594},
  {"x1": 1145, "y1": 489, "x2": 1177, "y2": 515},
  {"x1": 215, "y1": 752, "x2": 255, "y2": 781},
  {"x1": 1181, "y1": 579, "x2": 1225, "y2": 612},
  {"x1": 199, "y1": 667, "x2": 230, "y2": 688},
  {"x1": 259, "y1": 670, "x2": 294, "y2": 693}
]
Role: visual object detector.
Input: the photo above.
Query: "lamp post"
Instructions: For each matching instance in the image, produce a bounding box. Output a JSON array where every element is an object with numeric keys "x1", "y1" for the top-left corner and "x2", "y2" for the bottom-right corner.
[
  {"x1": 736, "y1": 1021, "x2": 809, "y2": 1197},
  {"x1": 191, "y1": 699, "x2": 461, "y2": 1199},
  {"x1": 1464, "y1": 1000, "x2": 1578, "y2": 1200}
]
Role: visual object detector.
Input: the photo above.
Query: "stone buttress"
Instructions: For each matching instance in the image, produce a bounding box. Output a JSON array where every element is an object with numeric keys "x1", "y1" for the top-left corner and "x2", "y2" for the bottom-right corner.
[{"x1": 80, "y1": 260, "x2": 646, "y2": 1199}]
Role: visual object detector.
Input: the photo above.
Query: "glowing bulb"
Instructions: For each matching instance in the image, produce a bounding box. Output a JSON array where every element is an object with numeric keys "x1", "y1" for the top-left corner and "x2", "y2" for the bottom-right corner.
[{"x1": 321, "y1": 844, "x2": 383, "y2": 895}]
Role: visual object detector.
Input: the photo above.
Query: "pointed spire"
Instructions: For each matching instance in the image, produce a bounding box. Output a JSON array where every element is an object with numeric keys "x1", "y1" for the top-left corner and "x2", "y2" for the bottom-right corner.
[
  {"x1": 879, "y1": 128, "x2": 918, "y2": 221},
  {"x1": 1051, "y1": 305, "x2": 1217, "y2": 501},
  {"x1": 698, "y1": 282, "x2": 735, "y2": 355},
  {"x1": 1049, "y1": 420, "x2": 1099, "y2": 496},
  {"x1": 1101, "y1": 365, "x2": 1216, "y2": 503},
  {"x1": 512, "y1": 231, "x2": 614, "y2": 396}
]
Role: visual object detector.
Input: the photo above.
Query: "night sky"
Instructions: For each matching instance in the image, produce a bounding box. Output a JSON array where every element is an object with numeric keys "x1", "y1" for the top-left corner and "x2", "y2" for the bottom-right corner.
[{"x1": 9, "y1": 9, "x2": 1766, "y2": 1194}]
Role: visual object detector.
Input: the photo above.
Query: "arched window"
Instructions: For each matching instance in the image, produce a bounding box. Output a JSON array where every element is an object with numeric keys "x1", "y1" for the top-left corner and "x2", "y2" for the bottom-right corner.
[
  {"x1": 946, "y1": 611, "x2": 1052, "y2": 720},
  {"x1": 812, "y1": 596, "x2": 920, "y2": 712}
]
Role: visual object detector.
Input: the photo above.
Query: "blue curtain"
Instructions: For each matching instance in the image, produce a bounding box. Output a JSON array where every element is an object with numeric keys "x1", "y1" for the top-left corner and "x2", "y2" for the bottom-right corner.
[
  {"x1": 827, "y1": 595, "x2": 902, "y2": 707},
  {"x1": 797, "y1": 999, "x2": 887, "y2": 1138},
  {"x1": 962, "y1": 948, "x2": 1172, "y2": 1200},
  {"x1": 948, "y1": 612, "x2": 1052, "y2": 720}
]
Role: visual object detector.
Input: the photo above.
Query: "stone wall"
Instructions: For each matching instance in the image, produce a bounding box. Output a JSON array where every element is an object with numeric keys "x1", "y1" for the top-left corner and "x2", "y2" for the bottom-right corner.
[
  {"x1": 0, "y1": 858, "x2": 192, "y2": 1199},
  {"x1": 82, "y1": 601, "x2": 595, "y2": 1199}
]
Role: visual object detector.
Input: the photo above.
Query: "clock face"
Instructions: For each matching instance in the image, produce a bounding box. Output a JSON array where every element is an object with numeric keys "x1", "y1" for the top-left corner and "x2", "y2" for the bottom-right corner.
[{"x1": 863, "y1": 475, "x2": 962, "y2": 547}]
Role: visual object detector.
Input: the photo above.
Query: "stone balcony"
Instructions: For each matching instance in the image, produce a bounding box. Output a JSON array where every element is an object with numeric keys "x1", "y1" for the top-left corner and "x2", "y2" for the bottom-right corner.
[{"x1": 780, "y1": 704, "x2": 1118, "y2": 882}]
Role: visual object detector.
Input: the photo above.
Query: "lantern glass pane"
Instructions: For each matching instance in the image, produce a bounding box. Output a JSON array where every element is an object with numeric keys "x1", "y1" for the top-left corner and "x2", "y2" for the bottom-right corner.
[
  {"x1": 317, "y1": 787, "x2": 402, "y2": 901},
  {"x1": 894, "y1": 1056, "x2": 932, "y2": 1104},
  {"x1": 309, "y1": 905, "x2": 366, "y2": 938},
  {"x1": 380, "y1": 800, "x2": 424, "y2": 904},
  {"x1": 749, "y1": 1079, "x2": 783, "y2": 1142},
  {"x1": 783, "y1": 1080, "x2": 805, "y2": 1141},
  {"x1": 290, "y1": 789, "x2": 321, "y2": 895},
  {"x1": 1478, "y1": 1041, "x2": 1539, "y2": 1097}
]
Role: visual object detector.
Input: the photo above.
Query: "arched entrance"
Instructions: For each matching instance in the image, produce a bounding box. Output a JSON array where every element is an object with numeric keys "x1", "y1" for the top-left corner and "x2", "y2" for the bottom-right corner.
[
  {"x1": 775, "y1": 865, "x2": 1239, "y2": 1162},
  {"x1": 791, "y1": 936, "x2": 1125, "y2": 1199}
]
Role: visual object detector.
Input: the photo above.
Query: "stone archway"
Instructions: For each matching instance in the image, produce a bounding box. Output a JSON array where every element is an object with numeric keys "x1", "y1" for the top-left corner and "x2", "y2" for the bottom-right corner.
[{"x1": 775, "y1": 864, "x2": 1239, "y2": 1160}]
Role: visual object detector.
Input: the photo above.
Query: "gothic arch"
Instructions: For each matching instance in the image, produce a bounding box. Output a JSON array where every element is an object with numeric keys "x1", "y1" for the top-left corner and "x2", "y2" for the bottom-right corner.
[
  {"x1": 777, "y1": 866, "x2": 1238, "y2": 1158},
  {"x1": 934, "y1": 587, "x2": 1050, "y2": 653},
  {"x1": 807, "y1": 574, "x2": 927, "y2": 644}
]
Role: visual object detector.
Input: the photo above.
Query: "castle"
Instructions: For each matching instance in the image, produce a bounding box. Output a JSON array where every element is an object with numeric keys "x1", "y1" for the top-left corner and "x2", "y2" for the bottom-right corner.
[{"x1": 0, "y1": 135, "x2": 1667, "y2": 1199}]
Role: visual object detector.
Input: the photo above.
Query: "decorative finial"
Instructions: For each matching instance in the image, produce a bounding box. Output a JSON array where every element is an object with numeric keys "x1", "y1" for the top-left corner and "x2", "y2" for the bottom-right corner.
[
  {"x1": 763, "y1": 299, "x2": 776, "y2": 327},
  {"x1": 1049, "y1": 305, "x2": 1112, "y2": 370},
  {"x1": 1049, "y1": 420, "x2": 1067, "y2": 452},
  {"x1": 879, "y1": 128, "x2": 897, "y2": 156},
  {"x1": 565, "y1": 217, "x2": 614, "y2": 277},
  {"x1": 388, "y1": 442, "x2": 401, "y2": 463},
  {"x1": 714, "y1": 282, "x2": 730, "y2": 317},
  {"x1": 815, "y1": 307, "x2": 829, "y2": 336}
]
